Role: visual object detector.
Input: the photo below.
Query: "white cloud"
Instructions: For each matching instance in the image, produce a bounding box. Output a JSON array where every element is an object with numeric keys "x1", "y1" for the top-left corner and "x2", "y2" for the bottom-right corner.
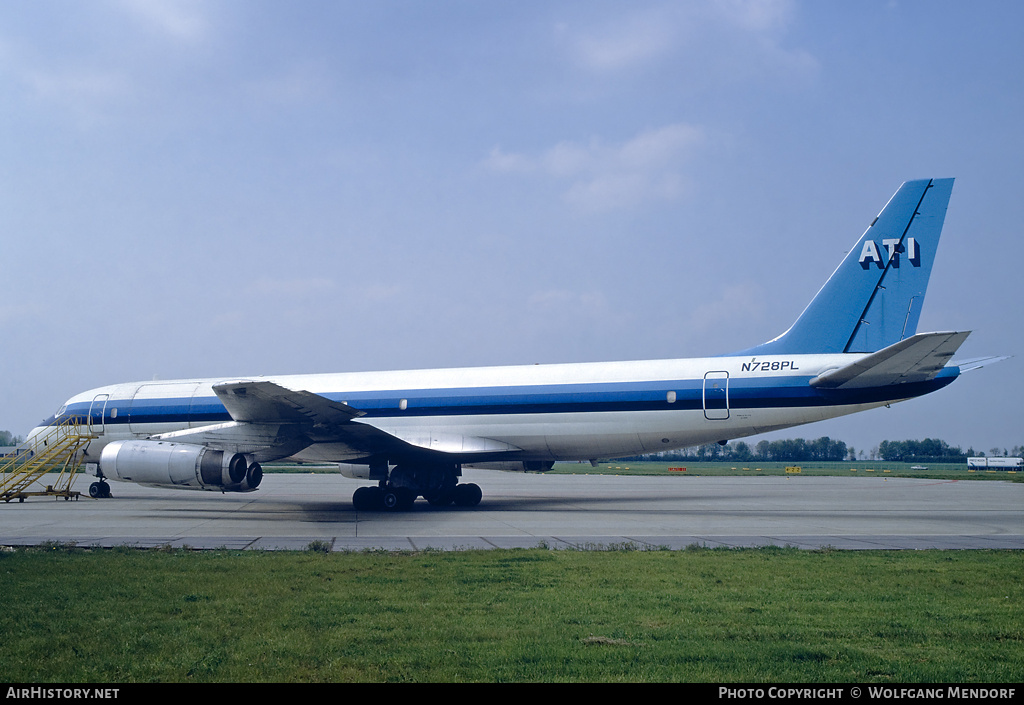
[
  {"x1": 0, "y1": 301, "x2": 48, "y2": 325},
  {"x1": 561, "y1": 0, "x2": 816, "y2": 85},
  {"x1": 569, "y1": 10, "x2": 678, "y2": 71},
  {"x1": 0, "y1": 1, "x2": 212, "y2": 125},
  {"x1": 528, "y1": 288, "x2": 608, "y2": 312},
  {"x1": 22, "y1": 66, "x2": 127, "y2": 108},
  {"x1": 564, "y1": 171, "x2": 687, "y2": 212},
  {"x1": 247, "y1": 277, "x2": 335, "y2": 298},
  {"x1": 359, "y1": 283, "x2": 404, "y2": 303},
  {"x1": 484, "y1": 147, "x2": 534, "y2": 174},
  {"x1": 525, "y1": 288, "x2": 632, "y2": 342},
  {"x1": 242, "y1": 62, "x2": 332, "y2": 106},
  {"x1": 115, "y1": 0, "x2": 209, "y2": 42},
  {"x1": 714, "y1": 0, "x2": 796, "y2": 34},
  {"x1": 684, "y1": 284, "x2": 766, "y2": 337},
  {"x1": 485, "y1": 123, "x2": 705, "y2": 212}
]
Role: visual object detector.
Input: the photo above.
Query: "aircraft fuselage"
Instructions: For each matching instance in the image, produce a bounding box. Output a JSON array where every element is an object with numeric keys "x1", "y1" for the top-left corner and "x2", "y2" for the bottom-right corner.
[{"x1": 36, "y1": 352, "x2": 958, "y2": 469}]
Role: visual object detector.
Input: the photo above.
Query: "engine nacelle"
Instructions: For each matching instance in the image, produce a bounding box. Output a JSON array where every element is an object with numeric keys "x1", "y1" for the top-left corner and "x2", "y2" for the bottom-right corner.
[
  {"x1": 99, "y1": 440, "x2": 262, "y2": 492},
  {"x1": 337, "y1": 463, "x2": 370, "y2": 480},
  {"x1": 464, "y1": 460, "x2": 555, "y2": 472}
]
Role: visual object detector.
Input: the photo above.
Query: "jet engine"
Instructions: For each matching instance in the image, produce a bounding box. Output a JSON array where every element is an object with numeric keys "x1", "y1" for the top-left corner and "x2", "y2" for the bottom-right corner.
[
  {"x1": 464, "y1": 460, "x2": 555, "y2": 472},
  {"x1": 99, "y1": 440, "x2": 262, "y2": 492}
]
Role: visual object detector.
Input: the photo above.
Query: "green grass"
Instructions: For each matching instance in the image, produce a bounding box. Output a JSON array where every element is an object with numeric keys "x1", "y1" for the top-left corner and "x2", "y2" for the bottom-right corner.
[
  {"x1": 551, "y1": 460, "x2": 1024, "y2": 481},
  {"x1": 1, "y1": 546, "x2": 1021, "y2": 682}
]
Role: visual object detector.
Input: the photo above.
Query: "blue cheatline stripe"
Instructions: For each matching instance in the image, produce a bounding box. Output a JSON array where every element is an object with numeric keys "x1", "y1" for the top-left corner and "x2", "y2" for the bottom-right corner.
[{"x1": 42, "y1": 371, "x2": 957, "y2": 428}]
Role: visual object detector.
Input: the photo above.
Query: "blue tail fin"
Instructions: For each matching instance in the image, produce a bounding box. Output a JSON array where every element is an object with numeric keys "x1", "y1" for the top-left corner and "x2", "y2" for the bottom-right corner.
[{"x1": 737, "y1": 178, "x2": 954, "y2": 355}]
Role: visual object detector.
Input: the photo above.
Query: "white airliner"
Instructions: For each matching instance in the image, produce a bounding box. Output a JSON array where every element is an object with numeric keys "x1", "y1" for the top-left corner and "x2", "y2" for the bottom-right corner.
[{"x1": 29, "y1": 178, "x2": 995, "y2": 510}]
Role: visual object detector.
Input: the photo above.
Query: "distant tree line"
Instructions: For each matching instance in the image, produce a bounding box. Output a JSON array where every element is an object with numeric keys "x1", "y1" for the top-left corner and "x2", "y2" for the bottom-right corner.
[
  {"x1": 0, "y1": 430, "x2": 24, "y2": 447},
  {"x1": 753, "y1": 437, "x2": 849, "y2": 462},
  {"x1": 877, "y1": 438, "x2": 966, "y2": 464},
  {"x1": 878, "y1": 440, "x2": 1024, "y2": 463},
  {"x1": 627, "y1": 436, "x2": 850, "y2": 463},
  {"x1": 629, "y1": 437, "x2": 1024, "y2": 464}
]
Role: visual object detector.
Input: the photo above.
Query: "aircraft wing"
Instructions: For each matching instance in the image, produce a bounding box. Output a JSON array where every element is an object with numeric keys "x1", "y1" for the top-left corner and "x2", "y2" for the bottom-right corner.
[
  {"x1": 152, "y1": 379, "x2": 519, "y2": 462},
  {"x1": 809, "y1": 331, "x2": 970, "y2": 389},
  {"x1": 213, "y1": 380, "x2": 366, "y2": 426}
]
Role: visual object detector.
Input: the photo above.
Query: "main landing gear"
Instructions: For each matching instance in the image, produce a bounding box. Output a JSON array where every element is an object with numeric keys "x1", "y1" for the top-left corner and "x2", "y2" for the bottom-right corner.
[
  {"x1": 351, "y1": 482, "x2": 483, "y2": 512},
  {"x1": 350, "y1": 461, "x2": 482, "y2": 512}
]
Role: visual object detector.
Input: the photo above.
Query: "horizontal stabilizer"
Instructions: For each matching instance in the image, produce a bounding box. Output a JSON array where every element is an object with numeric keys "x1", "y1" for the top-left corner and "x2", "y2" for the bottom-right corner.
[
  {"x1": 951, "y1": 355, "x2": 1012, "y2": 373},
  {"x1": 809, "y1": 331, "x2": 969, "y2": 389}
]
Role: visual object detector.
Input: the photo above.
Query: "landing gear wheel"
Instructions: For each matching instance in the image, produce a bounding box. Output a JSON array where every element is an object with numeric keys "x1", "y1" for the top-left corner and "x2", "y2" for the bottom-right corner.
[
  {"x1": 381, "y1": 488, "x2": 400, "y2": 510},
  {"x1": 352, "y1": 486, "x2": 382, "y2": 511},
  {"x1": 89, "y1": 481, "x2": 111, "y2": 499},
  {"x1": 398, "y1": 487, "x2": 417, "y2": 510},
  {"x1": 452, "y1": 483, "x2": 482, "y2": 507},
  {"x1": 426, "y1": 490, "x2": 454, "y2": 507},
  {"x1": 381, "y1": 486, "x2": 416, "y2": 511}
]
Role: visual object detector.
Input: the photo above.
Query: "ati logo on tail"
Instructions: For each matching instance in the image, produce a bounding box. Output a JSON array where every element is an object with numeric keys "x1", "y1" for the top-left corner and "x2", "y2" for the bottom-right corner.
[{"x1": 859, "y1": 237, "x2": 920, "y2": 269}]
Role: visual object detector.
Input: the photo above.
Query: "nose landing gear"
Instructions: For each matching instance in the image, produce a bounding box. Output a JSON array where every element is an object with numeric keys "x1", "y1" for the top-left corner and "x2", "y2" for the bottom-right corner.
[{"x1": 88, "y1": 480, "x2": 112, "y2": 499}]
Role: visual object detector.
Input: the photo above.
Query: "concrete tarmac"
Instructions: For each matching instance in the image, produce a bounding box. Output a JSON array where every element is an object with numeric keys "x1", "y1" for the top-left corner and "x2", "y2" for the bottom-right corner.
[{"x1": 1, "y1": 470, "x2": 1022, "y2": 551}]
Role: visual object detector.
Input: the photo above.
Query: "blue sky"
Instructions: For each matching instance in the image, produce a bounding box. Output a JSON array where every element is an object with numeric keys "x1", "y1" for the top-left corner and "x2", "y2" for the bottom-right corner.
[{"x1": 1, "y1": 0, "x2": 1021, "y2": 455}]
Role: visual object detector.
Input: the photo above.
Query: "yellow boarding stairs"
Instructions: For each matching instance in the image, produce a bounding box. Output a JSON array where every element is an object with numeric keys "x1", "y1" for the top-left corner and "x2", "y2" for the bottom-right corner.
[{"x1": 0, "y1": 417, "x2": 98, "y2": 503}]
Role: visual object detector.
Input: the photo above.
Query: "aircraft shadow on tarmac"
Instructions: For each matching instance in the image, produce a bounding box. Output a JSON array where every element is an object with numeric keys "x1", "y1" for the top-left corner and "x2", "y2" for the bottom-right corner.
[
  {"x1": 98, "y1": 488, "x2": 862, "y2": 524},
  {"x1": 88, "y1": 488, "x2": 740, "y2": 520}
]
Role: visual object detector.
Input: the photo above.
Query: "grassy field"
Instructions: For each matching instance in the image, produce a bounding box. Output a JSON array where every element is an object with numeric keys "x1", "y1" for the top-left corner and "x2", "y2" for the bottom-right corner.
[
  {"x1": 549, "y1": 460, "x2": 1024, "y2": 482},
  {"x1": 1, "y1": 545, "x2": 1021, "y2": 683}
]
